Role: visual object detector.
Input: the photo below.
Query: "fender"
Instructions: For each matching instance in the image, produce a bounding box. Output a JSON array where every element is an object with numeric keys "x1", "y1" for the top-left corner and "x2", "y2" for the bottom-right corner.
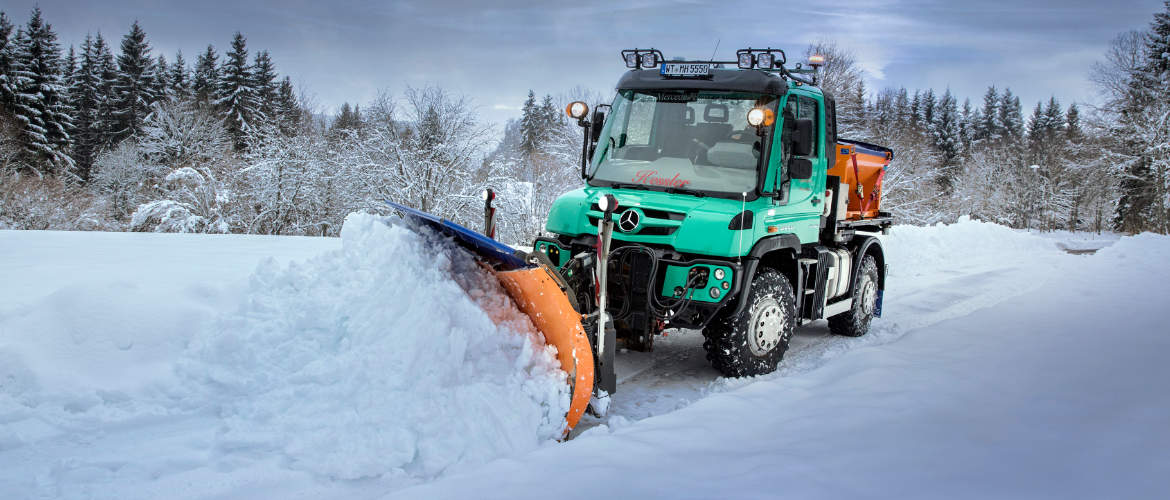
[
  {"x1": 849, "y1": 235, "x2": 886, "y2": 290},
  {"x1": 729, "y1": 233, "x2": 802, "y2": 317},
  {"x1": 849, "y1": 235, "x2": 886, "y2": 317}
]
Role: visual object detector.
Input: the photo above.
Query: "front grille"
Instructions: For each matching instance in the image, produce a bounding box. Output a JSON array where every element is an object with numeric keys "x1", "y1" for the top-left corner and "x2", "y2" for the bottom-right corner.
[
  {"x1": 590, "y1": 203, "x2": 685, "y2": 221},
  {"x1": 587, "y1": 203, "x2": 684, "y2": 236}
]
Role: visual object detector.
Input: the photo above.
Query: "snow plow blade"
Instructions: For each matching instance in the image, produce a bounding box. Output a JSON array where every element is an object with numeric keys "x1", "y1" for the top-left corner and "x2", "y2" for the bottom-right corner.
[{"x1": 385, "y1": 201, "x2": 595, "y2": 436}]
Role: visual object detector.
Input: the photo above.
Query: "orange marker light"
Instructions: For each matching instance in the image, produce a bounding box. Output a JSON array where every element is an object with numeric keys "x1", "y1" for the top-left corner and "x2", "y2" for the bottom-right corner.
[{"x1": 767, "y1": 226, "x2": 779, "y2": 233}]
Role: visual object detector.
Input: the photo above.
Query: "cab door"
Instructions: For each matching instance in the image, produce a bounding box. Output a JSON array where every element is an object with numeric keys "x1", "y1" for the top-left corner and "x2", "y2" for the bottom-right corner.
[{"x1": 766, "y1": 91, "x2": 825, "y2": 243}]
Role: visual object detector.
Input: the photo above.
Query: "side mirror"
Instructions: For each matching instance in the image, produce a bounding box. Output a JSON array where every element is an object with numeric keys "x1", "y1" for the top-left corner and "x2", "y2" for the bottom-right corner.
[
  {"x1": 792, "y1": 118, "x2": 814, "y2": 157},
  {"x1": 590, "y1": 109, "x2": 606, "y2": 143},
  {"x1": 789, "y1": 158, "x2": 813, "y2": 180}
]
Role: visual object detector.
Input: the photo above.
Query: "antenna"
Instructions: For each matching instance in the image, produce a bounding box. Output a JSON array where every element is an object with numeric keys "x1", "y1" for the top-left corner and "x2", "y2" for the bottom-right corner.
[{"x1": 709, "y1": 39, "x2": 721, "y2": 62}]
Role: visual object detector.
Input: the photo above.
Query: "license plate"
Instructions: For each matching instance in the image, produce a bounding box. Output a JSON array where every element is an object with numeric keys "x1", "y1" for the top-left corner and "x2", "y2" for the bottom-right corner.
[{"x1": 660, "y1": 63, "x2": 711, "y2": 77}]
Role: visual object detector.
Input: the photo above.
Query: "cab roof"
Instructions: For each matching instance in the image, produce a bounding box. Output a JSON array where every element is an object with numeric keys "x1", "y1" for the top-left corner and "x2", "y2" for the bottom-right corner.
[{"x1": 615, "y1": 68, "x2": 820, "y2": 96}]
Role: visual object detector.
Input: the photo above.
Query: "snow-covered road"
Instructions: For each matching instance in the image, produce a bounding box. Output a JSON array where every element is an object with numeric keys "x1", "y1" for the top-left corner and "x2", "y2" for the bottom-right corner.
[
  {"x1": 399, "y1": 229, "x2": 1170, "y2": 500},
  {"x1": 1, "y1": 220, "x2": 1165, "y2": 499}
]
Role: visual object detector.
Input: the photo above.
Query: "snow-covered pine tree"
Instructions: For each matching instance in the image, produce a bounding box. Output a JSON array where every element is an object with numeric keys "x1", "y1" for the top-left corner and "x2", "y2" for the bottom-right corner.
[
  {"x1": 70, "y1": 34, "x2": 103, "y2": 180},
  {"x1": 252, "y1": 50, "x2": 277, "y2": 123},
  {"x1": 275, "y1": 76, "x2": 299, "y2": 134},
  {"x1": 111, "y1": 21, "x2": 157, "y2": 142},
  {"x1": 920, "y1": 88, "x2": 936, "y2": 130},
  {"x1": 999, "y1": 88, "x2": 1024, "y2": 144},
  {"x1": 92, "y1": 33, "x2": 118, "y2": 149},
  {"x1": 893, "y1": 87, "x2": 910, "y2": 126},
  {"x1": 909, "y1": 89, "x2": 921, "y2": 128},
  {"x1": 10, "y1": 8, "x2": 74, "y2": 173},
  {"x1": 976, "y1": 86, "x2": 1001, "y2": 142},
  {"x1": 931, "y1": 89, "x2": 962, "y2": 192},
  {"x1": 153, "y1": 54, "x2": 169, "y2": 101},
  {"x1": 959, "y1": 97, "x2": 974, "y2": 153},
  {"x1": 1026, "y1": 101, "x2": 1044, "y2": 148},
  {"x1": 63, "y1": 45, "x2": 76, "y2": 90},
  {"x1": 192, "y1": 45, "x2": 218, "y2": 107},
  {"x1": 1065, "y1": 103, "x2": 1081, "y2": 139},
  {"x1": 216, "y1": 32, "x2": 260, "y2": 149},
  {"x1": 331, "y1": 102, "x2": 363, "y2": 135},
  {"x1": 518, "y1": 90, "x2": 540, "y2": 160},
  {"x1": 0, "y1": 12, "x2": 15, "y2": 108},
  {"x1": 169, "y1": 51, "x2": 189, "y2": 101}
]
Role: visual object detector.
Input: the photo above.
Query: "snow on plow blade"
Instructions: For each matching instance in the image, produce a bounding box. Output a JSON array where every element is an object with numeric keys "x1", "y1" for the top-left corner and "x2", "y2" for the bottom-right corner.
[{"x1": 385, "y1": 201, "x2": 594, "y2": 436}]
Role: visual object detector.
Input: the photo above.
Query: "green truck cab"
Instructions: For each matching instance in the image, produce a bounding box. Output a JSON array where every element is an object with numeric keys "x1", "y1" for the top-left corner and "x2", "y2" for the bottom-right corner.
[{"x1": 533, "y1": 49, "x2": 892, "y2": 384}]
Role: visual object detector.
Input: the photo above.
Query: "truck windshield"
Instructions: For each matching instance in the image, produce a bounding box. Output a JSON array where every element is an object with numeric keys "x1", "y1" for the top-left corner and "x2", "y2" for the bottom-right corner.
[{"x1": 588, "y1": 90, "x2": 778, "y2": 196}]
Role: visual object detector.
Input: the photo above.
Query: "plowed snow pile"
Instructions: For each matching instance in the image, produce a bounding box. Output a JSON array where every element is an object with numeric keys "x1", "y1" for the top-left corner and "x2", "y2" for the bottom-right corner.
[
  {"x1": 0, "y1": 213, "x2": 569, "y2": 496},
  {"x1": 178, "y1": 213, "x2": 570, "y2": 479}
]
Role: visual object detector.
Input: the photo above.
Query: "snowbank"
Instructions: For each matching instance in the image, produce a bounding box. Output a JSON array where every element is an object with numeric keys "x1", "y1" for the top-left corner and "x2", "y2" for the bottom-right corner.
[
  {"x1": 0, "y1": 215, "x2": 569, "y2": 496},
  {"x1": 178, "y1": 213, "x2": 570, "y2": 480},
  {"x1": 882, "y1": 216, "x2": 1060, "y2": 277}
]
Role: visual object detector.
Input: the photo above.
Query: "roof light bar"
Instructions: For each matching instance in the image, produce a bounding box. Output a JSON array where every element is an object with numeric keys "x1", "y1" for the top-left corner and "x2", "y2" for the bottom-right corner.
[
  {"x1": 737, "y1": 52, "x2": 754, "y2": 69},
  {"x1": 620, "y1": 48, "x2": 665, "y2": 70},
  {"x1": 736, "y1": 48, "x2": 787, "y2": 70}
]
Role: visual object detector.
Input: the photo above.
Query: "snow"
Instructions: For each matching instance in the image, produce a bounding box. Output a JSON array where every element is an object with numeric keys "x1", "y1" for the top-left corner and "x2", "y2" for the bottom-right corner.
[
  {"x1": 2, "y1": 217, "x2": 1168, "y2": 499},
  {"x1": 0, "y1": 214, "x2": 569, "y2": 498},
  {"x1": 399, "y1": 222, "x2": 1170, "y2": 500}
]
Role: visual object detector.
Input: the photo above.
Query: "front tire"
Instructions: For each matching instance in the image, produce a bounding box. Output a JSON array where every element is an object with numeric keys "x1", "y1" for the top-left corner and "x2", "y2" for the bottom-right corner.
[
  {"x1": 702, "y1": 269, "x2": 796, "y2": 377},
  {"x1": 828, "y1": 255, "x2": 879, "y2": 337}
]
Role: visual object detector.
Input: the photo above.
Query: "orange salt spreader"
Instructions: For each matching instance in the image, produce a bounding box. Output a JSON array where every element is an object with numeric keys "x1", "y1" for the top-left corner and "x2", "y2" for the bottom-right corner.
[{"x1": 827, "y1": 139, "x2": 894, "y2": 220}]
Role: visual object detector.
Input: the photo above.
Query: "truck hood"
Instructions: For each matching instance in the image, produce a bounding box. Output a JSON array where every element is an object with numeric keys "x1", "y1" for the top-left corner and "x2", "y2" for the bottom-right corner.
[{"x1": 544, "y1": 187, "x2": 767, "y2": 258}]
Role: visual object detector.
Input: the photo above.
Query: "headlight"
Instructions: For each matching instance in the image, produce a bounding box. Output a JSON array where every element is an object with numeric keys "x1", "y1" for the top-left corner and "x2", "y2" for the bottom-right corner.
[
  {"x1": 713, "y1": 268, "x2": 725, "y2": 280},
  {"x1": 709, "y1": 288, "x2": 721, "y2": 299},
  {"x1": 747, "y1": 108, "x2": 766, "y2": 127},
  {"x1": 598, "y1": 194, "x2": 618, "y2": 212},
  {"x1": 757, "y1": 52, "x2": 775, "y2": 68},
  {"x1": 746, "y1": 107, "x2": 775, "y2": 127},
  {"x1": 565, "y1": 101, "x2": 589, "y2": 119},
  {"x1": 624, "y1": 52, "x2": 639, "y2": 68}
]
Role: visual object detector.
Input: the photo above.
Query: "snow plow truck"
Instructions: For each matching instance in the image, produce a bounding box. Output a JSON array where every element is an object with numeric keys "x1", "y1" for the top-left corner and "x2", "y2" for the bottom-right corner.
[{"x1": 389, "y1": 47, "x2": 893, "y2": 437}]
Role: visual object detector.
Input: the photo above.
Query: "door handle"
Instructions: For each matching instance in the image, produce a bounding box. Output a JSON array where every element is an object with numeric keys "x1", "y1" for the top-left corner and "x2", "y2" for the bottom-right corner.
[{"x1": 811, "y1": 197, "x2": 820, "y2": 206}]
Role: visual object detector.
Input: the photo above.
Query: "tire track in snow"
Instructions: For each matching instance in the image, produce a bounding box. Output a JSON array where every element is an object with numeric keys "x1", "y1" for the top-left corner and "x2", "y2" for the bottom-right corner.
[{"x1": 577, "y1": 247, "x2": 1077, "y2": 434}]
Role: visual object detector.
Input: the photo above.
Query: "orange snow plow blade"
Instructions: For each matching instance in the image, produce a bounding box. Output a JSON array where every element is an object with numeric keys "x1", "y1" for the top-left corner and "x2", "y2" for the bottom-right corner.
[{"x1": 496, "y1": 266, "x2": 595, "y2": 436}]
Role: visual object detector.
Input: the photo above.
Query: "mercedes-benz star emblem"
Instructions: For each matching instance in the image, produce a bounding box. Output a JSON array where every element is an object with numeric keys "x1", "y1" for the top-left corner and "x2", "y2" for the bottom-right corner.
[{"x1": 618, "y1": 209, "x2": 641, "y2": 233}]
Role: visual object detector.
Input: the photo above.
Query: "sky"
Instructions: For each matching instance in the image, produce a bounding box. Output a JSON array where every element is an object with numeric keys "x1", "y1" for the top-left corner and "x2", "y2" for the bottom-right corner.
[{"x1": 5, "y1": 0, "x2": 1165, "y2": 127}]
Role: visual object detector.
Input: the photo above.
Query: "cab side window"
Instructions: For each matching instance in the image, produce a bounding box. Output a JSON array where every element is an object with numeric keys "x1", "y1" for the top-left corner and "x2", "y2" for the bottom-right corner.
[{"x1": 796, "y1": 95, "x2": 819, "y2": 158}]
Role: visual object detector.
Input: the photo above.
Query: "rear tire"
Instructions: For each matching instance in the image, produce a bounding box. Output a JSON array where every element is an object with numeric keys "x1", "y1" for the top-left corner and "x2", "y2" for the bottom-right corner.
[
  {"x1": 828, "y1": 255, "x2": 879, "y2": 337},
  {"x1": 702, "y1": 269, "x2": 795, "y2": 377}
]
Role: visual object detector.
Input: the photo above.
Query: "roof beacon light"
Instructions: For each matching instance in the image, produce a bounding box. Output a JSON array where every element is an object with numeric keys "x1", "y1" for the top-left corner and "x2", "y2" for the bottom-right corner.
[
  {"x1": 640, "y1": 52, "x2": 659, "y2": 68},
  {"x1": 737, "y1": 52, "x2": 754, "y2": 69},
  {"x1": 566, "y1": 101, "x2": 589, "y2": 120},
  {"x1": 756, "y1": 52, "x2": 775, "y2": 69},
  {"x1": 809, "y1": 54, "x2": 826, "y2": 68}
]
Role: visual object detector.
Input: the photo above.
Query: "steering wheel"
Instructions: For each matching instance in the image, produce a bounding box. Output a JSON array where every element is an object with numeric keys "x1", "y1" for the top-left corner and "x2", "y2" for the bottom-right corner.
[{"x1": 689, "y1": 138, "x2": 712, "y2": 163}]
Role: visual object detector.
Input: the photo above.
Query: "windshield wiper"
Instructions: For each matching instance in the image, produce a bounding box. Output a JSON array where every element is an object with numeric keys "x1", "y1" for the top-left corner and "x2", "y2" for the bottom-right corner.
[
  {"x1": 606, "y1": 182, "x2": 650, "y2": 191},
  {"x1": 664, "y1": 186, "x2": 707, "y2": 197}
]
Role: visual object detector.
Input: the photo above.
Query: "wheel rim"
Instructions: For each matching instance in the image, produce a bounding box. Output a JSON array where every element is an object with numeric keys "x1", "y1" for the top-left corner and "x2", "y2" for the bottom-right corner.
[
  {"x1": 748, "y1": 299, "x2": 786, "y2": 356},
  {"x1": 861, "y1": 279, "x2": 877, "y2": 316}
]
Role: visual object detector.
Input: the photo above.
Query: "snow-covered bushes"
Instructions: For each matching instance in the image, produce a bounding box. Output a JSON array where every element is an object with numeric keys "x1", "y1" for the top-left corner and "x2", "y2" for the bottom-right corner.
[{"x1": 0, "y1": 173, "x2": 116, "y2": 230}]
